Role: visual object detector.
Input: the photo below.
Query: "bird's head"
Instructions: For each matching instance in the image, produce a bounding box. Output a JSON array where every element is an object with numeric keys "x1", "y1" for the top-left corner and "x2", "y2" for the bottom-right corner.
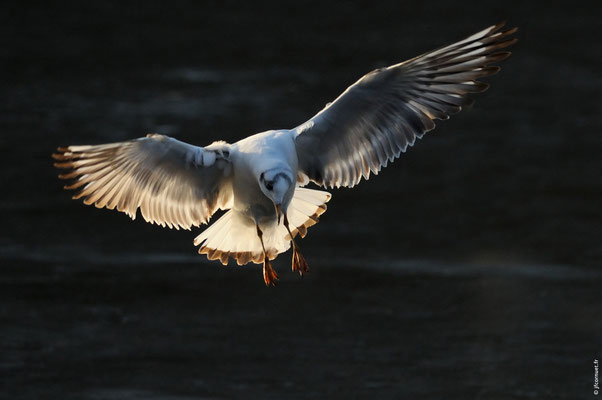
[{"x1": 259, "y1": 168, "x2": 294, "y2": 223}]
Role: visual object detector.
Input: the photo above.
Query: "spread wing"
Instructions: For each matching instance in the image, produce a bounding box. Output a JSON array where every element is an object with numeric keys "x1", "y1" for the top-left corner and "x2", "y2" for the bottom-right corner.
[
  {"x1": 294, "y1": 22, "x2": 517, "y2": 188},
  {"x1": 53, "y1": 134, "x2": 233, "y2": 230}
]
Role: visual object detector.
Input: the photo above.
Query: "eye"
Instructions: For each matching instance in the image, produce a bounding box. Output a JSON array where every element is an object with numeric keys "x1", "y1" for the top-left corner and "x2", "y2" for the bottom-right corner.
[{"x1": 265, "y1": 182, "x2": 273, "y2": 191}]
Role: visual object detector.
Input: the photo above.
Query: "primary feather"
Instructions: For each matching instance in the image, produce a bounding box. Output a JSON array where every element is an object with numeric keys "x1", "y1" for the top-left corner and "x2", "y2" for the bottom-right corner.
[
  {"x1": 295, "y1": 22, "x2": 517, "y2": 188},
  {"x1": 53, "y1": 134, "x2": 233, "y2": 230}
]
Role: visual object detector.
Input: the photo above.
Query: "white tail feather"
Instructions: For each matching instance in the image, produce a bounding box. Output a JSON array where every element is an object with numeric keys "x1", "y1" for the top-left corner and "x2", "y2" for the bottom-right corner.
[{"x1": 194, "y1": 187, "x2": 331, "y2": 265}]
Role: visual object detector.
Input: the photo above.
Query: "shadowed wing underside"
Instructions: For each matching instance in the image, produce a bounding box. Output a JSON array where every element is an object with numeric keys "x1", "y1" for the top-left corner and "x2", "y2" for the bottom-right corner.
[
  {"x1": 53, "y1": 134, "x2": 233, "y2": 230},
  {"x1": 294, "y1": 22, "x2": 517, "y2": 188}
]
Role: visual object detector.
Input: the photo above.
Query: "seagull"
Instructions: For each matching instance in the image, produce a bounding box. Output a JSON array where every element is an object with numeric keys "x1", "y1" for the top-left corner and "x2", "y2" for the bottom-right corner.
[{"x1": 53, "y1": 22, "x2": 517, "y2": 286}]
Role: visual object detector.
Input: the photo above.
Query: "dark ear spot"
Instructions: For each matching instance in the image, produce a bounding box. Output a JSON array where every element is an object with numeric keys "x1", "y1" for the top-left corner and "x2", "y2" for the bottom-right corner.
[
  {"x1": 260, "y1": 172, "x2": 264, "y2": 181},
  {"x1": 266, "y1": 181, "x2": 273, "y2": 191}
]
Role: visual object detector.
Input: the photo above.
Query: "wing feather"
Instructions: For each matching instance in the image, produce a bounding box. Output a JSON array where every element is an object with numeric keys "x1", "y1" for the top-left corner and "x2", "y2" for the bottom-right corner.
[
  {"x1": 53, "y1": 134, "x2": 233, "y2": 229},
  {"x1": 294, "y1": 22, "x2": 517, "y2": 188}
]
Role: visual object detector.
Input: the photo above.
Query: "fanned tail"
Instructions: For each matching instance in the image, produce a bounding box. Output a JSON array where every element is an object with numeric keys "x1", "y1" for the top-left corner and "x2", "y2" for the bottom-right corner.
[
  {"x1": 284, "y1": 187, "x2": 331, "y2": 240},
  {"x1": 193, "y1": 187, "x2": 331, "y2": 265}
]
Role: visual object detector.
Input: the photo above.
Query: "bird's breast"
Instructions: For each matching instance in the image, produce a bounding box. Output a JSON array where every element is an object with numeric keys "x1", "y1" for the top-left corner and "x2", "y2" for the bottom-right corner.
[
  {"x1": 230, "y1": 161, "x2": 273, "y2": 223},
  {"x1": 229, "y1": 130, "x2": 298, "y2": 223}
]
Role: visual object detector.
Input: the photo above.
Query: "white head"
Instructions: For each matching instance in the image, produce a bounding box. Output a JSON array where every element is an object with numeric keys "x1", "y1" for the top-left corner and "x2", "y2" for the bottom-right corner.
[{"x1": 259, "y1": 168, "x2": 294, "y2": 222}]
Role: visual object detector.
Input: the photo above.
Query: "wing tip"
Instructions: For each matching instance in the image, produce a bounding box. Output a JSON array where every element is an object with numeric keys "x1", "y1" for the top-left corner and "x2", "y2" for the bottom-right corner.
[
  {"x1": 53, "y1": 161, "x2": 70, "y2": 169},
  {"x1": 490, "y1": 21, "x2": 506, "y2": 33},
  {"x1": 490, "y1": 21, "x2": 519, "y2": 35}
]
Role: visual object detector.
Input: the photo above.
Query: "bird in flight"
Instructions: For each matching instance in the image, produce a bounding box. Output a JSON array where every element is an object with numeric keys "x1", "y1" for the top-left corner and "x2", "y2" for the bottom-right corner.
[{"x1": 54, "y1": 22, "x2": 517, "y2": 286}]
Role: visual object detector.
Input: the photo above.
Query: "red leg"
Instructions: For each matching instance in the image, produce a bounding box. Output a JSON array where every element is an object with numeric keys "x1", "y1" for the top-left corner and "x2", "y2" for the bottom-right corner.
[
  {"x1": 283, "y1": 214, "x2": 309, "y2": 276},
  {"x1": 256, "y1": 225, "x2": 278, "y2": 286}
]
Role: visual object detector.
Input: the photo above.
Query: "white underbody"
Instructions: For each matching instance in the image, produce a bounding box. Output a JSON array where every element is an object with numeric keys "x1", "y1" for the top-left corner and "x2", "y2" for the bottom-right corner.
[
  {"x1": 194, "y1": 130, "x2": 331, "y2": 265},
  {"x1": 231, "y1": 129, "x2": 298, "y2": 225}
]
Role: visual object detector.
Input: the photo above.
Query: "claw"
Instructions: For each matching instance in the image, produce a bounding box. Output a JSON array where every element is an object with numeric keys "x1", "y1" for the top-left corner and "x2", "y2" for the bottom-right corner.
[
  {"x1": 263, "y1": 258, "x2": 279, "y2": 286},
  {"x1": 292, "y1": 247, "x2": 309, "y2": 276}
]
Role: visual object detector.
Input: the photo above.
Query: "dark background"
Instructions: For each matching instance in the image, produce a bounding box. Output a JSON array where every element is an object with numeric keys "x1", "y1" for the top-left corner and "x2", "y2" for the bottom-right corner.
[{"x1": 1, "y1": 1, "x2": 601, "y2": 399}]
